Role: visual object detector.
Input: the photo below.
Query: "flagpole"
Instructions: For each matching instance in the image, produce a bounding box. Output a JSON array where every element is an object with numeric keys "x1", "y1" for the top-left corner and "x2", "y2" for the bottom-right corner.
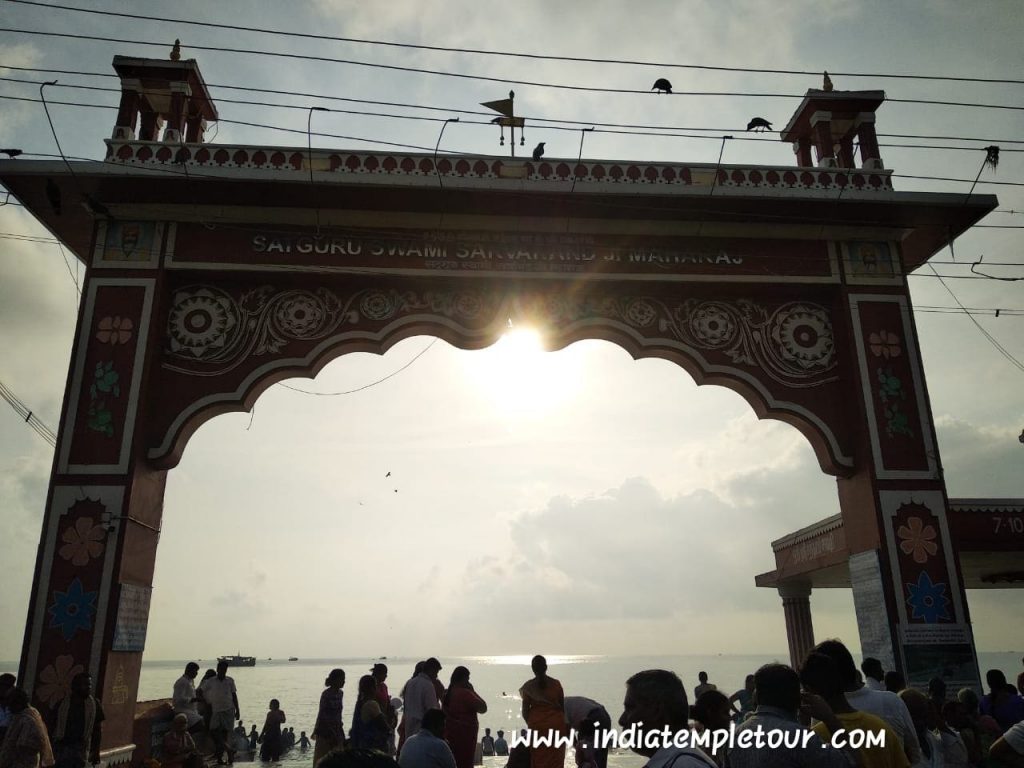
[{"x1": 509, "y1": 91, "x2": 515, "y2": 158}]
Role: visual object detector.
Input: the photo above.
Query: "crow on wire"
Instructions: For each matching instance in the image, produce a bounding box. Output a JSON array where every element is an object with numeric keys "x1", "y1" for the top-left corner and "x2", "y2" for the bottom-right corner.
[{"x1": 746, "y1": 117, "x2": 773, "y2": 132}]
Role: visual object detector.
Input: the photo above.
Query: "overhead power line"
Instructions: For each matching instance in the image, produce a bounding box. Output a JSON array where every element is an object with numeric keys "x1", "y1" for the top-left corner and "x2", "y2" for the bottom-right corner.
[
  {"x1": 5, "y1": 75, "x2": 1024, "y2": 155},
  {"x1": 2, "y1": 28, "x2": 1023, "y2": 111},
  {"x1": 926, "y1": 264, "x2": 1024, "y2": 374},
  {"x1": 0, "y1": 377, "x2": 57, "y2": 445},
  {"x1": 5, "y1": 64, "x2": 1024, "y2": 147},
  {"x1": 5, "y1": 94, "x2": 1024, "y2": 188},
  {"x1": 7, "y1": 76, "x2": 1024, "y2": 155},
  {"x1": 4, "y1": 0, "x2": 1024, "y2": 87},
  {"x1": 280, "y1": 339, "x2": 439, "y2": 396}
]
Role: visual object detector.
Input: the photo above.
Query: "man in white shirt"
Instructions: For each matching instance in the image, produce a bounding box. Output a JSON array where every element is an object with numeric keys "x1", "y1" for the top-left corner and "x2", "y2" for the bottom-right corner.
[
  {"x1": 991, "y1": 720, "x2": 1024, "y2": 768},
  {"x1": 813, "y1": 640, "x2": 921, "y2": 766},
  {"x1": 172, "y1": 662, "x2": 203, "y2": 731},
  {"x1": 730, "y1": 662, "x2": 859, "y2": 768},
  {"x1": 861, "y1": 659, "x2": 885, "y2": 692},
  {"x1": 619, "y1": 669, "x2": 717, "y2": 768},
  {"x1": 402, "y1": 658, "x2": 442, "y2": 740},
  {"x1": 565, "y1": 696, "x2": 612, "y2": 768},
  {"x1": 399, "y1": 709, "x2": 457, "y2": 768},
  {"x1": 199, "y1": 660, "x2": 240, "y2": 764}
]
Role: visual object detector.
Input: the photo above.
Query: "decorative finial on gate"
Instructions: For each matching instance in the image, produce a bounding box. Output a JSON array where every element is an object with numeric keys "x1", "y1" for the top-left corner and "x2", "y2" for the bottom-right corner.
[
  {"x1": 170, "y1": 39, "x2": 181, "y2": 61},
  {"x1": 481, "y1": 90, "x2": 526, "y2": 159}
]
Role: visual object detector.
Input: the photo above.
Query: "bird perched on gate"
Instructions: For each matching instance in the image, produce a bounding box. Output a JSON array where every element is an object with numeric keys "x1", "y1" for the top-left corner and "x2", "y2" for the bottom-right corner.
[
  {"x1": 652, "y1": 78, "x2": 673, "y2": 94},
  {"x1": 1, "y1": 148, "x2": 23, "y2": 158},
  {"x1": 532, "y1": 142, "x2": 545, "y2": 161},
  {"x1": 746, "y1": 117, "x2": 773, "y2": 132},
  {"x1": 823, "y1": 71, "x2": 834, "y2": 91}
]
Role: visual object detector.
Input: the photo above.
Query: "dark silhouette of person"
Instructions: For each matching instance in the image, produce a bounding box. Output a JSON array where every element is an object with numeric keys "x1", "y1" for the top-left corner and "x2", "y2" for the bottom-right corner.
[
  {"x1": 861, "y1": 658, "x2": 885, "y2": 690},
  {"x1": 51, "y1": 672, "x2": 105, "y2": 767},
  {"x1": 494, "y1": 729, "x2": 509, "y2": 756}
]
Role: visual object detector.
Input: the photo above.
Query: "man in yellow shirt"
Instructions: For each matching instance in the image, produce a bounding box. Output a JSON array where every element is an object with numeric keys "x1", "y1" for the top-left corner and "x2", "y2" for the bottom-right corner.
[{"x1": 800, "y1": 653, "x2": 909, "y2": 768}]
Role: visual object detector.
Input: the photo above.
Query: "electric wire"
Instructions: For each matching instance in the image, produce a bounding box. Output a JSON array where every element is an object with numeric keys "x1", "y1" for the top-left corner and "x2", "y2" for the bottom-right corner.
[
  {"x1": 0, "y1": 377, "x2": 57, "y2": 445},
  {"x1": 5, "y1": 94, "x2": 1024, "y2": 189},
  {"x1": 4, "y1": 64, "x2": 1024, "y2": 147},
  {"x1": 3, "y1": 71, "x2": 1023, "y2": 164},
  {"x1": 927, "y1": 264, "x2": 1024, "y2": 373},
  {"x1": 279, "y1": 338, "x2": 439, "y2": 396},
  {"x1": 3, "y1": 27, "x2": 1024, "y2": 111},
  {"x1": 56, "y1": 240, "x2": 80, "y2": 296},
  {"x1": 4, "y1": 0, "x2": 1024, "y2": 86}
]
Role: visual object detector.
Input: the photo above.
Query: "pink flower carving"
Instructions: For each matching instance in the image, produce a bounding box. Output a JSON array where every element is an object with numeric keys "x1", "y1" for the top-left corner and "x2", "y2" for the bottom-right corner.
[
  {"x1": 96, "y1": 316, "x2": 134, "y2": 345},
  {"x1": 58, "y1": 516, "x2": 106, "y2": 566},
  {"x1": 36, "y1": 654, "x2": 84, "y2": 707},
  {"x1": 897, "y1": 516, "x2": 938, "y2": 564},
  {"x1": 868, "y1": 330, "x2": 901, "y2": 359}
]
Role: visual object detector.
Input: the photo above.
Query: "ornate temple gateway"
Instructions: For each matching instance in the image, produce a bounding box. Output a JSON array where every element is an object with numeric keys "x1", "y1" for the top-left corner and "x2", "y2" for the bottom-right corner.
[{"x1": 2, "y1": 52, "x2": 1019, "y2": 764}]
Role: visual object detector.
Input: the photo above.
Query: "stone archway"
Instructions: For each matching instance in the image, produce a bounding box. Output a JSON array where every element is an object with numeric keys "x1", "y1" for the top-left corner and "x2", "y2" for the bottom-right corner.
[{"x1": 0, "y1": 52, "x2": 997, "y2": 764}]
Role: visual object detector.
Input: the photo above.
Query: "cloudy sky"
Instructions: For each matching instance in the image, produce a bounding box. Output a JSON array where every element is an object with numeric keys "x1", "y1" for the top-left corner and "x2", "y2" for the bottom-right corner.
[{"x1": 1, "y1": 0, "x2": 1022, "y2": 662}]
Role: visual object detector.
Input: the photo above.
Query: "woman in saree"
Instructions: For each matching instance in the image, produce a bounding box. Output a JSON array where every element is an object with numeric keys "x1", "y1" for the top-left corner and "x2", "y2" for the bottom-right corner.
[
  {"x1": 350, "y1": 675, "x2": 390, "y2": 751},
  {"x1": 313, "y1": 668, "x2": 346, "y2": 765},
  {"x1": 0, "y1": 687, "x2": 54, "y2": 768},
  {"x1": 443, "y1": 666, "x2": 488, "y2": 768},
  {"x1": 519, "y1": 655, "x2": 567, "y2": 768}
]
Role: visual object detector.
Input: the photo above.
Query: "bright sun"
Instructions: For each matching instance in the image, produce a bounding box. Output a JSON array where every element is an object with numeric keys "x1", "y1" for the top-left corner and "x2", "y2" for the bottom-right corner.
[{"x1": 464, "y1": 327, "x2": 581, "y2": 418}]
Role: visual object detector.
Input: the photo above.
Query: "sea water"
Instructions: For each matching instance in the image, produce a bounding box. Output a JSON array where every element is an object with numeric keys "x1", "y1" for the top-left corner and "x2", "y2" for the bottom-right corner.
[{"x1": 130, "y1": 652, "x2": 1023, "y2": 768}]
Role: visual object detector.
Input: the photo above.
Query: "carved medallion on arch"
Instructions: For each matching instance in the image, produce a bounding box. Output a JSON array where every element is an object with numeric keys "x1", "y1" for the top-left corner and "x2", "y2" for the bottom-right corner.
[
  {"x1": 147, "y1": 282, "x2": 854, "y2": 473},
  {"x1": 163, "y1": 284, "x2": 838, "y2": 383}
]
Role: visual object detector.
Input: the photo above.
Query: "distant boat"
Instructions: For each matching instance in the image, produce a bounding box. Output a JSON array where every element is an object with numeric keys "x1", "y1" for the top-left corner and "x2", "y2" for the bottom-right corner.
[
  {"x1": 217, "y1": 654, "x2": 256, "y2": 667},
  {"x1": 288, "y1": 657, "x2": 299, "y2": 661}
]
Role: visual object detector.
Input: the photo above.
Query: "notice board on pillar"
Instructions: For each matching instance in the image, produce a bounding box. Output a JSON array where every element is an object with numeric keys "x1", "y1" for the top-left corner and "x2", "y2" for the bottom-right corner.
[
  {"x1": 849, "y1": 550, "x2": 896, "y2": 671},
  {"x1": 111, "y1": 583, "x2": 152, "y2": 652}
]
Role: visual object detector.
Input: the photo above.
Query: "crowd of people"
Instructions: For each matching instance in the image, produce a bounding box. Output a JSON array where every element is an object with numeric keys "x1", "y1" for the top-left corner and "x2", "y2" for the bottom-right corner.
[
  {"x1": 1, "y1": 648, "x2": 1023, "y2": 768},
  {"x1": 687, "y1": 646, "x2": 1024, "y2": 768}
]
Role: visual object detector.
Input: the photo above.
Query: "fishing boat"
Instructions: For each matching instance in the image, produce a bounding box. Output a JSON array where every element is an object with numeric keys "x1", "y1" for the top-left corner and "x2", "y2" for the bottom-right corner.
[
  {"x1": 288, "y1": 657, "x2": 298, "y2": 661},
  {"x1": 217, "y1": 653, "x2": 256, "y2": 667}
]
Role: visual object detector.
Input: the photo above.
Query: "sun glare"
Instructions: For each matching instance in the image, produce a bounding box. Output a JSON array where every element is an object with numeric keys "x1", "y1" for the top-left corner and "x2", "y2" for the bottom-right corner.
[{"x1": 465, "y1": 327, "x2": 581, "y2": 418}]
